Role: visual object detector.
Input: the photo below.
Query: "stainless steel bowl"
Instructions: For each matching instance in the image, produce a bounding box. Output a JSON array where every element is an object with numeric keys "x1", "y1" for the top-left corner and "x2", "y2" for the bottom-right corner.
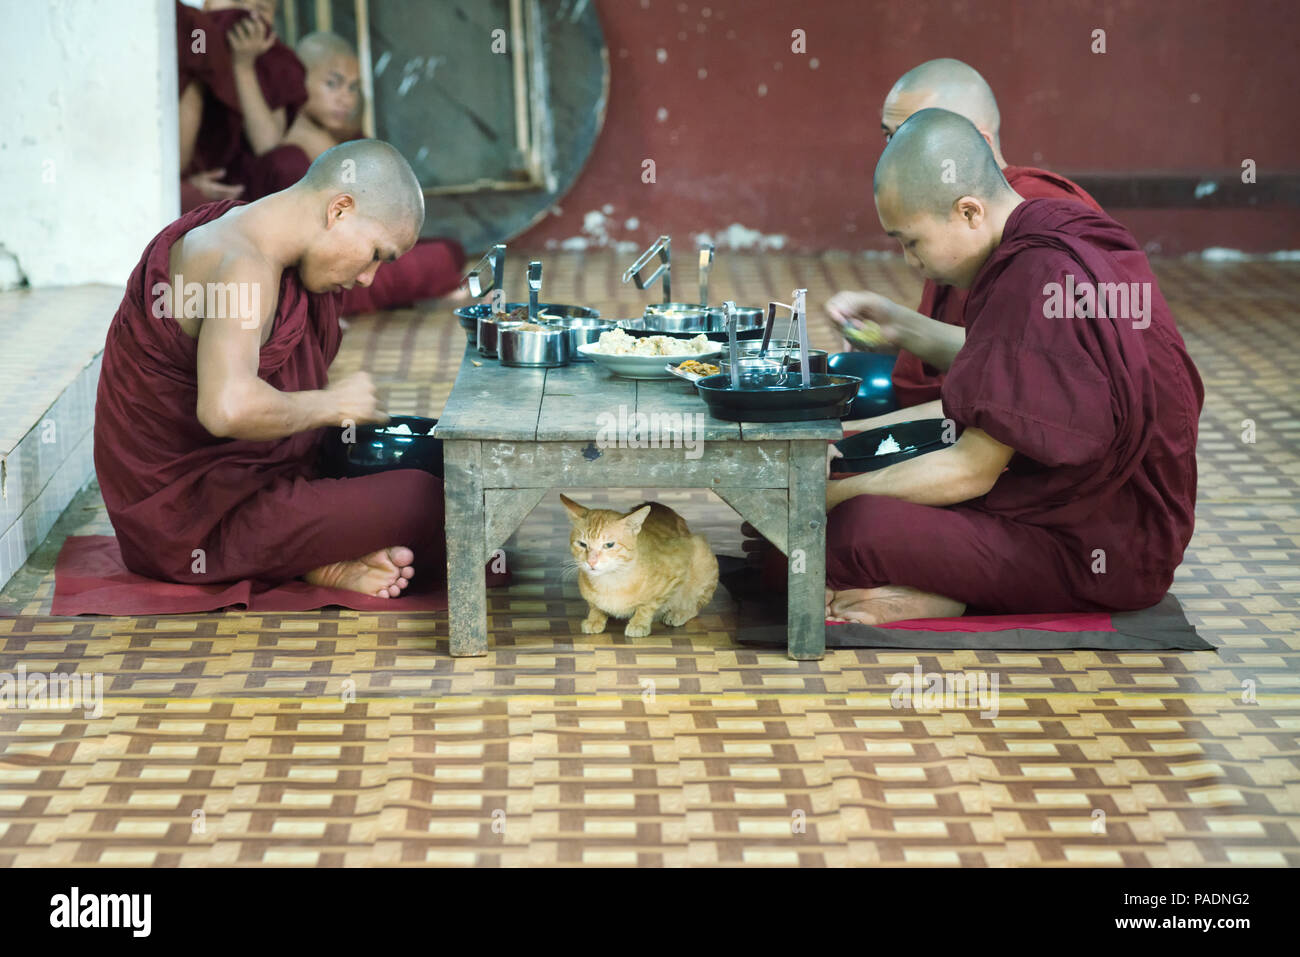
[
  {"x1": 499, "y1": 325, "x2": 571, "y2": 368},
  {"x1": 641, "y1": 303, "x2": 765, "y2": 333},
  {"x1": 477, "y1": 317, "x2": 524, "y2": 358},
  {"x1": 454, "y1": 301, "x2": 601, "y2": 345},
  {"x1": 725, "y1": 356, "x2": 789, "y2": 388},
  {"x1": 720, "y1": 347, "x2": 828, "y2": 377},
  {"x1": 543, "y1": 317, "x2": 617, "y2": 361}
]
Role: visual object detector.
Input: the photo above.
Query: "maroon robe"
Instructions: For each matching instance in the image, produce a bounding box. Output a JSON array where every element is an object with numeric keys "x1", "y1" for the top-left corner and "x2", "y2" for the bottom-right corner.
[
  {"x1": 891, "y1": 166, "x2": 1104, "y2": 408},
  {"x1": 178, "y1": 3, "x2": 307, "y2": 212},
  {"x1": 246, "y1": 143, "x2": 468, "y2": 312},
  {"x1": 94, "y1": 200, "x2": 445, "y2": 586},
  {"x1": 827, "y1": 198, "x2": 1204, "y2": 614}
]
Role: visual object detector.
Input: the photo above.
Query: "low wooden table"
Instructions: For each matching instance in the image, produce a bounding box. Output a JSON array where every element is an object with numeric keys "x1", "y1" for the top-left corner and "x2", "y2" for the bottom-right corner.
[{"x1": 433, "y1": 346, "x2": 840, "y2": 659}]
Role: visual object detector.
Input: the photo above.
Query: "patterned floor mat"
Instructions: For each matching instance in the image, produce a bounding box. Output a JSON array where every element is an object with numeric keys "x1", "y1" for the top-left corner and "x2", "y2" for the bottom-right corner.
[{"x1": 1, "y1": 252, "x2": 1296, "y2": 866}]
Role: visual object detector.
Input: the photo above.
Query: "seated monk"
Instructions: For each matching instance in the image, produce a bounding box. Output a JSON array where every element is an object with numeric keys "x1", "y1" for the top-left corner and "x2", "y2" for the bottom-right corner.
[
  {"x1": 178, "y1": 0, "x2": 306, "y2": 211},
  {"x1": 832, "y1": 58, "x2": 1104, "y2": 419},
  {"x1": 244, "y1": 31, "x2": 466, "y2": 311},
  {"x1": 94, "y1": 139, "x2": 441, "y2": 597},
  {"x1": 822, "y1": 109, "x2": 1203, "y2": 624}
]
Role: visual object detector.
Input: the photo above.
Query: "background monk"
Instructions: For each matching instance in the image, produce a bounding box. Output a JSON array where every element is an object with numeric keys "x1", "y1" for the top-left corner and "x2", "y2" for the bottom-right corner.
[
  {"x1": 833, "y1": 58, "x2": 1104, "y2": 417},
  {"x1": 822, "y1": 109, "x2": 1203, "y2": 624},
  {"x1": 244, "y1": 31, "x2": 467, "y2": 311},
  {"x1": 178, "y1": 0, "x2": 306, "y2": 211},
  {"x1": 95, "y1": 140, "x2": 442, "y2": 598}
]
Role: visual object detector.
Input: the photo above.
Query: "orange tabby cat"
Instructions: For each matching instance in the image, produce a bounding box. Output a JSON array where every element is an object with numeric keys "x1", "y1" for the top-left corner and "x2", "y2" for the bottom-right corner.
[{"x1": 560, "y1": 494, "x2": 718, "y2": 637}]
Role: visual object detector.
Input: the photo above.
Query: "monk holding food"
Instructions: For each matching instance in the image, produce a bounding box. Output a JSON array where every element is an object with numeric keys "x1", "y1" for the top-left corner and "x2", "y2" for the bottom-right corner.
[
  {"x1": 243, "y1": 31, "x2": 467, "y2": 310},
  {"x1": 837, "y1": 58, "x2": 1104, "y2": 417},
  {"x1": 94, "y1": 139, "x2": 442, "y2": 597},
  {"x1": 822, "y1": 109, "x2": 1203, "y2": 624}
]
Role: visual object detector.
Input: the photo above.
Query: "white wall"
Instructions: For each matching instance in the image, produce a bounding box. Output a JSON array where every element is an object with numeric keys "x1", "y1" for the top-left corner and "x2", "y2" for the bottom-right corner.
[{"x1": 0, "y1": 0, "x2": 179, "y2": 287}]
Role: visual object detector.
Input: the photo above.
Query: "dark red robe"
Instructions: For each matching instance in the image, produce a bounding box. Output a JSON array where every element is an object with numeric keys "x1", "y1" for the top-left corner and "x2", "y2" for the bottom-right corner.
[
  {"x1": 827, "y1": 198, "x2": 1204, "y2": 614},
  {"x1": 891, "y1": 166, "x2": 1104, "y2": 408},
  {"x1": 246, "y1": 143, "x2": 468, "y2": 312},
  {"x1": 94, "y1": 200, "x2": 445, "y2": 586},
  {"x1": 177, "y1": 3, "x2": 307, "y2": 212}
]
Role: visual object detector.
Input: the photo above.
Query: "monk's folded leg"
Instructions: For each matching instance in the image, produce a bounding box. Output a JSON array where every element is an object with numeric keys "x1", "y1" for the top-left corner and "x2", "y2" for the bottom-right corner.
[
  {"x1": 825, "y1": 495, "x2": 1087, "y2": 616},
  {"x1": 200, "y1": 468, "x2": 445, "y2": 585}
]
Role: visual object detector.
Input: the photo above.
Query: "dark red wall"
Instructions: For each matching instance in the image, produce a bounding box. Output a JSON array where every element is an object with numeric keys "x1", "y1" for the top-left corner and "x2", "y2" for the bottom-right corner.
[{"x1": 518, "y1": 0, "x2": 1300, "y2": 254}]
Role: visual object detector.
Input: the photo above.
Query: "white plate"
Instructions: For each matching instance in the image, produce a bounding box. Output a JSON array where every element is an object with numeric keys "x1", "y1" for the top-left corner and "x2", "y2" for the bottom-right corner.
[{"x1": 578, "y1": 342, "x2": 721, "y2": 379}]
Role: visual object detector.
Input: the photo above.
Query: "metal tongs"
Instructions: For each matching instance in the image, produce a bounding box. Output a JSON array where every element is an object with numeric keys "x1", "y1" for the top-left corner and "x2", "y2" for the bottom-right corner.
[
  {"x1": 622, "y1": 235, "x2": 673, "y2": 303},
  {"x1": 465, "y1": 243, "x2": 507, "y2": 312},
  {"x1": 762, "y1": 289, "x2": 812, "y2": 389},
  {"x1": 725, "y1": 301, "x2": 741, "y2": 390},
  {"x1": 622, "y1": 237, "x2": 717, "y2": 308},
  {"x1": 527, "y1": 260, "x2": 542, "y2": 320},
  {"x1": 697, "y1": 243, "x2": 714, "y2": 307}
]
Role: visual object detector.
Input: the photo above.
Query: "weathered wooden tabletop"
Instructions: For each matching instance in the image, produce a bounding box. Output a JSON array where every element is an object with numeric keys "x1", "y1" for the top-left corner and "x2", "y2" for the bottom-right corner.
[
  {"x1": 435, "y1": 350, "x2": 842, "y2": 443},
  {"x1": 434, "y1": 346, "x2": 838, "y2": 659}
]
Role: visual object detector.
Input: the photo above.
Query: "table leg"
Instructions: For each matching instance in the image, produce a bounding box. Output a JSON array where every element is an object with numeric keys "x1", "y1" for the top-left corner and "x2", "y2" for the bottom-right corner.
[
  {"x1": 786, "y1": 439, "x2": 827, "y2": 660},
  {"x1": 443, "y1": 441, "x2": 488, "y2": 657}
]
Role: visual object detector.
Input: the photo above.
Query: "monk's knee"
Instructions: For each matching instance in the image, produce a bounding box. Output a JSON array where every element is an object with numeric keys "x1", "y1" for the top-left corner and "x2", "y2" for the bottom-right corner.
[{"x1": 827, "y1": 495, "x2": 925, "y2": 586}]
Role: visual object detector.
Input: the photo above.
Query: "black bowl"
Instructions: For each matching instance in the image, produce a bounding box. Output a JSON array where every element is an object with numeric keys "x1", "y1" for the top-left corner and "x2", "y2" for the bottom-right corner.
[
  {"x1": 827, "y1": 351, "x2": 898, "y2": 420},
  {"x1": 695, "y1": 373, "x2": 862, "y2": 422},
  {"x1": 318, "y1": 415, "x2": 443, "y2": 479},
  {"x1": 833, "y1": 419, "x2": 948, "y2": 473}
]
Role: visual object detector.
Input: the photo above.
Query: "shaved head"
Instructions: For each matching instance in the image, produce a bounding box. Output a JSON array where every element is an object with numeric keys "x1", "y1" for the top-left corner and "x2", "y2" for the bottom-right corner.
[
  {"x1": 296, "y1": 30, "x2": 357, "y2": 68},
  {"x1": 874, "y1": 109, "x2": 1014, "y2": 218},
  {"x1": 300, "y1": 139, "x2": 425, "y2": 239}
]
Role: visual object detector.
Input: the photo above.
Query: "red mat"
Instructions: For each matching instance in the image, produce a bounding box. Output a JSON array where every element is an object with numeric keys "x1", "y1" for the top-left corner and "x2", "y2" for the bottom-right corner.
[{"x1": 48, "y1": 535, "x2": 504, "y2": 616}]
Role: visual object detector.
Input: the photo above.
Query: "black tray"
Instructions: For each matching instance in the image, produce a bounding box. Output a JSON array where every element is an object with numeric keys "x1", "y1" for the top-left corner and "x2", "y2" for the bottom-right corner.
[
  {"x1": 695, "y1": 373, "x2": 862, "y2": 422},
  {"x1": 834, "y1": 419, "x2": 949, "y2": 472}
]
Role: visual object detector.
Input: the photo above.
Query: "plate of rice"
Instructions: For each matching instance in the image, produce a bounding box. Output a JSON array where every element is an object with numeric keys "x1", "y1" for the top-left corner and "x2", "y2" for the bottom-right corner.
[{"x1": 579, "y1": 329, "x2": 720, "y2": 379}]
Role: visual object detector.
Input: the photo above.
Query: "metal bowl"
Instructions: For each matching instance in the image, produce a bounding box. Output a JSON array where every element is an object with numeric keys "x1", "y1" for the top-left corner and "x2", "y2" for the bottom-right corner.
[
  {"x1": 724, "y1": 356, "x2": 788, "y2": 388},
  {"x1": 477, "y1": 317, "x2": 524, "y2": 358},
  {"x1": 617, "y1": 314, "x2": 766, "y2": 342},
  {"x1": 499, "y1": 325, "x2": 571, "y2": 368},
  {"x1": 317, "y1": 415, "x2": 443, "y2": 479},
  {"x1": 695, "y1": 373, "x2": 863, "y2": 422},
  {"x1": 719, "y1": 348, "x2": 829, "y2": 378},
  {"x1": 453, "y1": 301, "x2": 600, "y2": 344},
  {"x1": 543, "y1": 317, "x2": 618, "y2": 361},
  {"x1": 639, "y1": 303, "x2": 765, "y2": 334}
]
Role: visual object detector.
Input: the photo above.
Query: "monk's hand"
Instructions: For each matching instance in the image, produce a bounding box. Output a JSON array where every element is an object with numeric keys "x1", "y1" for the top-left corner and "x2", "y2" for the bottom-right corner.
[
  {"x1": 228, "y1": 15, "x2": 276, "y2": 66},
  {"x1": 326, "y1": 371, "x2": 388, "y2": 427},
  {"x1": 825, "y1": 291, "x2": 902, "y2": 354},
  {"x1": 187, "y1": 169, "x2": 244, "y2": 201},
  {"x1": 826, "y1": 443, "x2": 844, "y2": 479}
]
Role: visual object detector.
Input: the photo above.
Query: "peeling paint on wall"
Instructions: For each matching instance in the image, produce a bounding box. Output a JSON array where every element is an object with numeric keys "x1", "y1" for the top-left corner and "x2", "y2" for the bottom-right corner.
[{"x1": 692, "y1": 224, "x2": 787, "y2": 251}]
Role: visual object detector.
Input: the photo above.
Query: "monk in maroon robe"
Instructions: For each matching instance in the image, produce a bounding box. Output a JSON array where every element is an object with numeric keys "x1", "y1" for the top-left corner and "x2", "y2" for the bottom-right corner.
[
  {"x1": 95, "y1": 140, "x2": 441, "y2": 597},
  {"x1": 822, "y1": 109, "x2": 1203, "y2": 624},
  {"x1": 245, "y1": 31, "x2": 466, "y2": 310},
  {"x1": 833, "y1": 58, "x2": 1106, "y2": 419},
  {"x1": 178, "y1": 0, "x2": 306, "y2": 212}
]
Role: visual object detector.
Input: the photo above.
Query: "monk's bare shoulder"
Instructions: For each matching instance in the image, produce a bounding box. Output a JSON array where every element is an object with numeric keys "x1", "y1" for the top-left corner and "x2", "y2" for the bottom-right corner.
[{"x1": 168, "y1": 209, "x2": 280, "y2": 342}]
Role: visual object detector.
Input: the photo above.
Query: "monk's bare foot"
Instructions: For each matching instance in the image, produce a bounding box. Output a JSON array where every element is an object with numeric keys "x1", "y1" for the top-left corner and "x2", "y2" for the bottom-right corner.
[
  {"x1": 304, "y1": 546, "x2": 415, "y2": 598},
  {"x1": 827, "y1": 585, "x2": 964, "y2": 625}
]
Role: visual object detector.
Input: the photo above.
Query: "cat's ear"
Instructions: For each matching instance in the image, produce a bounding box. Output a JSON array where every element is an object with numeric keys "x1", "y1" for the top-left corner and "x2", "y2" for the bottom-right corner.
[
  {"x1": 559, "y1": 494, "x2": 588, "y2": 522},
  {"x1": 623, "y1": 505, "x2": 652, "y2": 535}
]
